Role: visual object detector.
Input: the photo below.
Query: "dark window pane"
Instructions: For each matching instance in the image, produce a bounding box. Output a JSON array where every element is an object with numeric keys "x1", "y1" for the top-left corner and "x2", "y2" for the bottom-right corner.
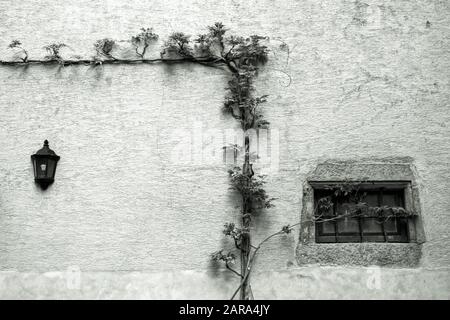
[
  {"x1": 362, "y1": 218, "x2": 383, "y2": 234},
  {"x1": 383, "y1": 193, "x2": 398, "y2": 207},
  {"x1": 364, "y1": 193, "x2": 379, "y2": 207},
  {"x1": 337, "y1": 217, "x2": 360, "y2": 234},
  {"x1": 321, "y1": 221, "x2": 336, "y2": 234},
  {"x1": 336, "y1": 202, "x2": 351, "y2": 215},
  {"x1": 384, "y1": 218, "x2": 398, "y2": 233}
]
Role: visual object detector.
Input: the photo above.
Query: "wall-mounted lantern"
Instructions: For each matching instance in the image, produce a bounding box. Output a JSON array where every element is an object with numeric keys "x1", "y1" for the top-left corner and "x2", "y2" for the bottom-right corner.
[{"x1": 31, "y1": 140, "x2": 60, "y2": 190}]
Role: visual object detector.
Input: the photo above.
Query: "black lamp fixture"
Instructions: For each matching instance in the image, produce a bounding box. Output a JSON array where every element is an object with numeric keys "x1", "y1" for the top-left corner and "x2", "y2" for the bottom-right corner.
[{"x1": 31, "y1": 140, "x2": 60, "y2": 190}]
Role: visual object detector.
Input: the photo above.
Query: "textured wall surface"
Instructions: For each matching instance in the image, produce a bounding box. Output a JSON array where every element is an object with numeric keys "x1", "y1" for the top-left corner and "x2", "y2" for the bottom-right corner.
[
  {"x1": 0, "y1": 0, "x2": 449, "y2": 299},
  {"x1": 0, "y1": 267, "x2": 448, "y2": 299}
]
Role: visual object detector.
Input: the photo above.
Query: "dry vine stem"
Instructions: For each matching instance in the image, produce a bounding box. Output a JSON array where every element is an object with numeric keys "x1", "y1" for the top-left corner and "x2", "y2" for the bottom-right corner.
[
  {"x1": 2, "y1": 22, "x2": 412, "y2": 300},
  {"x1": 2, "y1": 22, "x2": 297, "y2": 300}
]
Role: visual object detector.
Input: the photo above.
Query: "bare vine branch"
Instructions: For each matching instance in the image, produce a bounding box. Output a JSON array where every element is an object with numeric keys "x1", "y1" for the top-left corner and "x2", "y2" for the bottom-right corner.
[
  {"x1": 225, "y1": 262, "x2": 243, "y2": 278},
  {"x1": 230, "y1": 223, "x2": 301, "y2": 300},
  {"x1": 131, "y1": 28, "x2": 158, "y2": 58},
  {"x1": 1, "y1": 23, "x2": 286, "y2": 301}
]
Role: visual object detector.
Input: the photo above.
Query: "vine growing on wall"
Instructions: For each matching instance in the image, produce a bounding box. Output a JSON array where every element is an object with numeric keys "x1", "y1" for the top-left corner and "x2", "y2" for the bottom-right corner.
[
  {"x1": 2, "y1": 22, "x2": 299, "y2": 300},
  {"x1": 1, "y1": 22, "x2": 416, "y2": 300},
  {"x1": 312, "y1": 181, "x2": 415, "y2": 223}
]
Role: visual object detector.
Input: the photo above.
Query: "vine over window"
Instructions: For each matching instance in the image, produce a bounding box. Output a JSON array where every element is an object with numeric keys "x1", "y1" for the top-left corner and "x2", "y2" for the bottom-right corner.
[{"x1": 314, "y1": 182, "x2": 415, "y2": 243}]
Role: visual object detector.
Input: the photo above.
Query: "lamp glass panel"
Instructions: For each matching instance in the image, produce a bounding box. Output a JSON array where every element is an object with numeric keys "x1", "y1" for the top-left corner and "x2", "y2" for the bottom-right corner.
[
  {"x1": 36, "y1": 158, "x2": 48, "y2": 178},
  {"x1": 47, "y1": 159, "x2": 56, "y2": 178}
]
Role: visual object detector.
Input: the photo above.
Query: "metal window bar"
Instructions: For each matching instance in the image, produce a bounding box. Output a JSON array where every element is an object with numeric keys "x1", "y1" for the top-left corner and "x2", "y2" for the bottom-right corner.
[{"x1": 378, "y1": 188, "x2": 388, "y2": 242}]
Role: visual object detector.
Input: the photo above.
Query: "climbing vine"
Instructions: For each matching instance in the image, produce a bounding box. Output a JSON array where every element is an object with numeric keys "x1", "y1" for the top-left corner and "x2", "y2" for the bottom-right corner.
[
  {"x1": 312, "y1": 182, "x2": 415, "y2": 225},
  {"x1": 2, "y1": 22, "x2": 300, "y2": 300},
  {"x1": 0, "y1": 22, "x2": 295, "y2": 299},
  {"x1": 7, "y1": 40, "x2": 28, "y2": 62},
  {"x1": 1, "y1": 22, "x2": 415, "y2": 300}
]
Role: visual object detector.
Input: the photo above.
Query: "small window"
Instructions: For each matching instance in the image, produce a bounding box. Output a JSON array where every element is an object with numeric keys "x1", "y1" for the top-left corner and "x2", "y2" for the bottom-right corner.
[{"x1": 313, "y1": 183, "x2": 413, "y2": 243}]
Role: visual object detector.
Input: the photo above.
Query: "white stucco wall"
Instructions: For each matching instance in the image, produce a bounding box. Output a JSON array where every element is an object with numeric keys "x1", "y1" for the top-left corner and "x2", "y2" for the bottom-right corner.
[{"x1": 0, "y1": 0, "x2": 449, "y2": 299}]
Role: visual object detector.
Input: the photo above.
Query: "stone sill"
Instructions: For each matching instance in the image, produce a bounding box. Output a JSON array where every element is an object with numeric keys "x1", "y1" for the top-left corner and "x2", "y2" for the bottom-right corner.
[{"x1": 296, "y1": 242, "x2": 422, "y2": 267}]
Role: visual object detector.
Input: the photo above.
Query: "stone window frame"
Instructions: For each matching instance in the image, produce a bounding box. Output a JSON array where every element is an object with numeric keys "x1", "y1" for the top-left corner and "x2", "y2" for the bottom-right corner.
[{"x1": 297, "y1": 159, "x2": 426, "y2": 267}]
